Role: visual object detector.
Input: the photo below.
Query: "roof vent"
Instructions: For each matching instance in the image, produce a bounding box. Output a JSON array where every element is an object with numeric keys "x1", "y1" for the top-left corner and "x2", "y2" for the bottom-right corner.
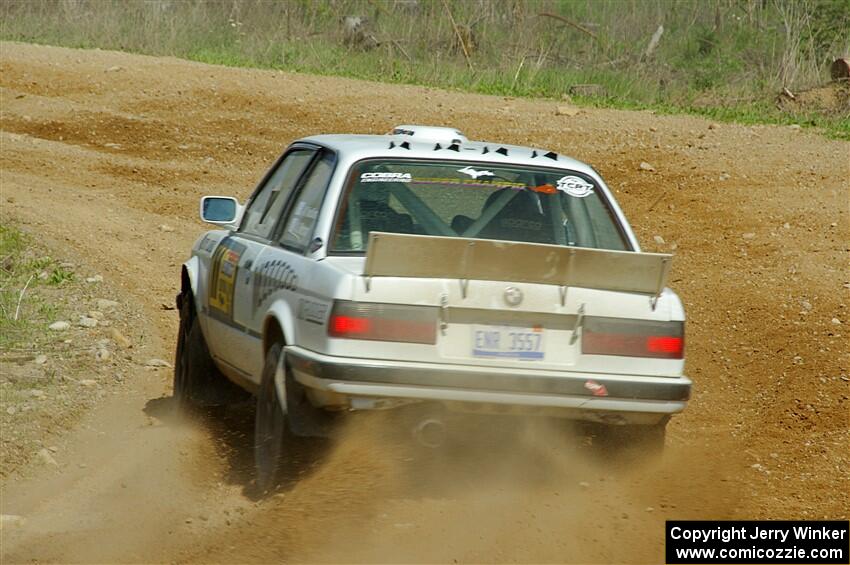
[
  {"x1": 390, "y1": 124, "x2": 468, "y2": 145},
  {"x1": 495, "y1": 147, "x2": 509, "y2": 156},
  {"x1": 531, "y1": 148, "x2": 559, "y2": 160}
]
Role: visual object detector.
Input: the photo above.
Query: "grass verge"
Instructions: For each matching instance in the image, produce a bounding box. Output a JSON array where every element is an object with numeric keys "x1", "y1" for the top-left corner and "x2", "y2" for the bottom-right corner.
[
  {"x1": 13, "y1": 36, "x2": 850, "y2": 140},
  {"x1": 0, "y1": 224, "x2": 71, "y2": 353},
  {"x1": 0, "y1": 223, "x2": 137, "y2": 477},
  {"x1": 1, "y1": 0, "x2": 848, "y2": 139}
]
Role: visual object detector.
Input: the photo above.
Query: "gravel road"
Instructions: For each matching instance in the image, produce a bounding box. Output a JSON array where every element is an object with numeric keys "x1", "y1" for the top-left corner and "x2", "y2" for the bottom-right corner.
[{"x1": 1, "y1": 42, "x2": 847, "y2": 563}]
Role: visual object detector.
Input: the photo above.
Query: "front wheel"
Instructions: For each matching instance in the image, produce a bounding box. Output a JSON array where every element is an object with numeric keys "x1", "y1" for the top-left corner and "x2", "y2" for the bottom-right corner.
[
  {"x1": 173, "y1": 291, "x2": 246, "y2": 409},
  {"x1": 173, "y1": 294, "x2": 192, "y2": 404},
  {"x1": 173, "y1": 293, "x2": 217, "y2": 408}
]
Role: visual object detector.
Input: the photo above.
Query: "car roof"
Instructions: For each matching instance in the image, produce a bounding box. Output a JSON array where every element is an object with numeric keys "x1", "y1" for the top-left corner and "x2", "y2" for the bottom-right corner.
[{"x1": 298, "y1": 127, "x2": 596, "y2": 176}]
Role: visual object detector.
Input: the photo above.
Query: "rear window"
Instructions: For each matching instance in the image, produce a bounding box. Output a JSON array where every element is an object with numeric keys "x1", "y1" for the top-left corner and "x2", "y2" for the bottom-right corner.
[{"x1": 330, "y1": 159, "x2": 629, "y2": 253}]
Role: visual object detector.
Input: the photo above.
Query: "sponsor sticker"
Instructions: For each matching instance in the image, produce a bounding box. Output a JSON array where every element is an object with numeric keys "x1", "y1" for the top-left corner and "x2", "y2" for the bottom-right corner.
[
  {"x1": 556, "y1": 175, "x2": 595, "y2": 198},
  {"x1": 208, "y1": 237, "x2": 247, "y2": 321},
  {"x1": 199, "y1": 234, "x2": 218, "y2": 253},
  {"x1": 360, "y1": 172, "x2": 412, "y2": 183},
  {"x1": 297, "y1": 299, "x2": 329, "y2": 325}
]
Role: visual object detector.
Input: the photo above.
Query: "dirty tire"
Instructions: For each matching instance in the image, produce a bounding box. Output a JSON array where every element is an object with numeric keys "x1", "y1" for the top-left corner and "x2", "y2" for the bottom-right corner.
[
  {"x1": 173, "y1": 292, "x2": 241, "y2": 408},
  {"x1": 173, "y1": 293, "x2": 198, "y2": 407},
  {"x1": 173, "y1": 297, "x2": 190, "y2": 403},
  {"x1": 254, "y1": 341, "x2": 296, "y2": 495}
]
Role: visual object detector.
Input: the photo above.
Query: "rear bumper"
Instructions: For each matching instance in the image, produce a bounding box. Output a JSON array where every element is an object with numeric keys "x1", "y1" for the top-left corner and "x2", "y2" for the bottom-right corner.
[{"x1": 285, "y1": 346, "x2": 691, "y2": 423}]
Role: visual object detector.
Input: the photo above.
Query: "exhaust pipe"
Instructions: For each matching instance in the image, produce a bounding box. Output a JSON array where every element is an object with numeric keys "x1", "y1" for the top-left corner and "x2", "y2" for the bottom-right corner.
[{"x1": 412, "y1": 418, "x2": 447, "y2": 448}]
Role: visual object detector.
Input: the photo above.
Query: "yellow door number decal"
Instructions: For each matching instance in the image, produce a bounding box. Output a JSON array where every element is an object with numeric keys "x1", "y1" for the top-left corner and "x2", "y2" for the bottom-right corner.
[{"x1": 208, "y1": 237, "x2": 247, "y2": 321}]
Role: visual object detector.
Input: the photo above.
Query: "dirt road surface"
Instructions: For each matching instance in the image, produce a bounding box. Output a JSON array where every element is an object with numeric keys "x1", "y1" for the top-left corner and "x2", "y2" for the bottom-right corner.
[{"x1": 1, "y1": 42, "x2": 848, "y2": 563}]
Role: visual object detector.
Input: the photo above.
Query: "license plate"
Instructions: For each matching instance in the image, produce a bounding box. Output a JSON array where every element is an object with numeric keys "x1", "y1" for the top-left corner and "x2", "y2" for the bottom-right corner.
[{"x1": 471, "y1": 325, "x2": 544, "y2": 360}]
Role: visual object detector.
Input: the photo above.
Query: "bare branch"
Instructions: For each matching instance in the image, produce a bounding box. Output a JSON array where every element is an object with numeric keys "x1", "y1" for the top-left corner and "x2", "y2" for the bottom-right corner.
[
  {"x1": 14, "y1": 274, "x2": 34, "y2": 321},
  {"x1": 442, "y1": 0, "x2": 473, "y2": 70},
  {"x1": 537, "y1": 12, "x2": 597, "y2": 40}
]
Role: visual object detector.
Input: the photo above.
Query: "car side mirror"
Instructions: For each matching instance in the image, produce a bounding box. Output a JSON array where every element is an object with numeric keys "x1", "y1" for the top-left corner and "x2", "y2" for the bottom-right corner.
[{"x1": 200, "y1": 196, "x2": 242, "y2": 228}]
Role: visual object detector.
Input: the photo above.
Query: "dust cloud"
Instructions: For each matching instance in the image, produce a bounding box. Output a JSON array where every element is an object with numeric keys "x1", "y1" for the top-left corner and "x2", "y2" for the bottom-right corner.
[{"x1": 201, "y1": 409, "x2": 743, "y2": 563}]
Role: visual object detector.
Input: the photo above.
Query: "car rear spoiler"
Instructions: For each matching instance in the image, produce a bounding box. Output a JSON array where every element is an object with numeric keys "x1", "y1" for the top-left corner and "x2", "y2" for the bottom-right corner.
[{"x1": 363, "y1": 232, "x2": 672, "y2": 306}]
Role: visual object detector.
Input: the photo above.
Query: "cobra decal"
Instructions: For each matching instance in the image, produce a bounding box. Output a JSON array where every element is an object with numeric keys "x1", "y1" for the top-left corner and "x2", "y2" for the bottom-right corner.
[{"x1": 253, "y1": 259, "x2": 299, "y2": 309}]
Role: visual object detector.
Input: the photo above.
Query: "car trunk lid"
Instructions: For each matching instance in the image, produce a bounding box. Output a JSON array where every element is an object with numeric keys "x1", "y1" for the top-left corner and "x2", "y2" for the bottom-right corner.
[{"x1": 325, "y1": 233, "x2": 681, "y2": 376}]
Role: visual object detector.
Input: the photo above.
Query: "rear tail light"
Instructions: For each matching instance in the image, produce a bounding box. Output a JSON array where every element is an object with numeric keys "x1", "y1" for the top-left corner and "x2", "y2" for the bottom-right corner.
[
  {"x1": 582, "y1": 317, "x2": 684, "y2": 359},
  {"x1": 328, "y1": 301, "x2": 437, "y2": 344}
]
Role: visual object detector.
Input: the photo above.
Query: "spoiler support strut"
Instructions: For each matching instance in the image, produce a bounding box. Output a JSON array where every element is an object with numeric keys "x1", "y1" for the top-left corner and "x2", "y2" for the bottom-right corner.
[{"x1": 649, "y1": 257, "x2": 669, "y2": 311}]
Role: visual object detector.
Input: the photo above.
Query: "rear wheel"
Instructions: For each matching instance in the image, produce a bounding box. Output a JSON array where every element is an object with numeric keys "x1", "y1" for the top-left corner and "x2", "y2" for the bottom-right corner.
[{"x1": 254, "y1": 341, "x2": 298, "y2": 494}]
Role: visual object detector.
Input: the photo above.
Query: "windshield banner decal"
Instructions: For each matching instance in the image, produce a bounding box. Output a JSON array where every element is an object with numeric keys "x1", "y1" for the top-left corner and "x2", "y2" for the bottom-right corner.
[{"x1": 360, "y1": 172, "x2": 411, "y2": 183}]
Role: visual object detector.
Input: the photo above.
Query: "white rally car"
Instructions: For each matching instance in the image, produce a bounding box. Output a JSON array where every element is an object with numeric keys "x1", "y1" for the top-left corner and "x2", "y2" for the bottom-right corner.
[{"x1": 174, "y1": 125, "x2": 690, "y2": 491}]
